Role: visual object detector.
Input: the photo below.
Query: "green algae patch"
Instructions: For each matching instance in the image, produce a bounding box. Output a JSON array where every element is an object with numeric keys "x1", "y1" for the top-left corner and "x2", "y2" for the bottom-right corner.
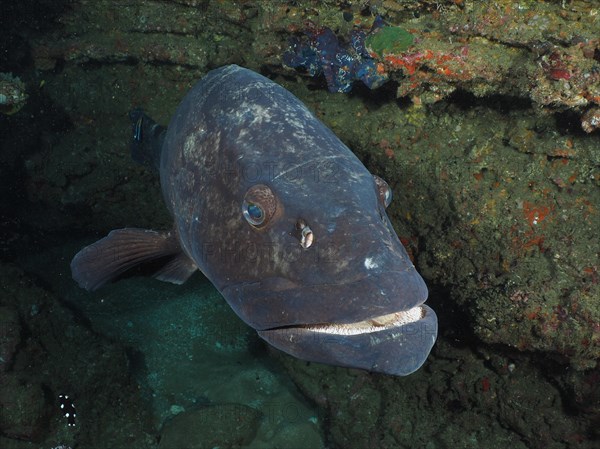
[{"x1": 365, "y1": 26, "x2": 414, "y2": 57}]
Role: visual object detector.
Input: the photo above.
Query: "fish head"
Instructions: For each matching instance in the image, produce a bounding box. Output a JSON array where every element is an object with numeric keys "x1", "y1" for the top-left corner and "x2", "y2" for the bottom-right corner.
[{"x1": 208, "y1": 159, "x2": 436, "y2": 376}]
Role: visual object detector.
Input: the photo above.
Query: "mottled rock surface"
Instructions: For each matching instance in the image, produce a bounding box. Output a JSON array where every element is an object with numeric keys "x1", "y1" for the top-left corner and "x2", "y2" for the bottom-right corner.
[{"x1": 159, "y1": 404, "x2": 262, "y2": 449}]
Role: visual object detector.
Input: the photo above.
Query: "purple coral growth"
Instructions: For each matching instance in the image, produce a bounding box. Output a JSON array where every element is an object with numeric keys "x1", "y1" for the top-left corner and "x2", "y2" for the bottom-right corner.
[{"x1": 283, "y1": 17, "x2": 388, "y2": 93}]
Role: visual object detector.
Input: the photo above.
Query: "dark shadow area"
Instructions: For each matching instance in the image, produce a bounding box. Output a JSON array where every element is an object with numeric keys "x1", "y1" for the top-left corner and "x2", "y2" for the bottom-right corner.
[
  {"x1": 444, "y1": 89, "x2": 533, "y2": 113},
  {"x1": 426, "y1": 284, "x2": 477, "y2": 347},
  {"x1": 0, "y1": 0, "x2": 72, "y2": 36},
  {"x1": 0, "y1": 0, "x2": 74, "y2": 264},
  {"x1": 349, "y1": 80, "x2": 404, "y2": 108},
  {"x1": 0, "y1": 87, "x2": 73, "y2": 261},
  {"x1": 0, "y1": 0, "x2": 72, "y2": 76},
  {"x1": 554, "y1": 109, "x2": 590, "y2": 136}
]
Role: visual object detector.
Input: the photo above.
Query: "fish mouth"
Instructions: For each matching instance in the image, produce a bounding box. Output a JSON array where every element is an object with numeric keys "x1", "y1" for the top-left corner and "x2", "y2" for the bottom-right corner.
[
  {"x1": 223, "y1": 270, "x2": 429, "y2": 331},
  {"x1": 258, "y1": 304, "x2": 437, "y2": 376},
  {"x1": 269, "y1": 305, "x2": 426, "y2": 336}
]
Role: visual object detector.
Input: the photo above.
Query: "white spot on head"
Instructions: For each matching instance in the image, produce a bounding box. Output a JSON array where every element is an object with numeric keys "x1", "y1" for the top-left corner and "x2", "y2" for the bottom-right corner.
[{"x1": 364, "y1": 257, "x2": 379, "y2": 270}]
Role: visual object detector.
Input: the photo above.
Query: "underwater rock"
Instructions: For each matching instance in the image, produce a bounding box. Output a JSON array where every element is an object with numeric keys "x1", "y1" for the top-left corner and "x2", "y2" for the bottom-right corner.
[
  {"x1": 581, "y1": 107, "x2": 600, "y2": 133},
  {"x1": 0, "y1": 306, "x2": 20, "y2": 373},
  {"x1": 0, "y1": 375, "x2": 49, "y2": 442},
  {"x1": 158, "y1": 404, "x2": 262, "y2": 449},
  {"x1": 0, "y1": 73, "x2": 27, "y2": 115},
  {"x1": 0, "y1": 263, "x2": 153, "y2": 448}
]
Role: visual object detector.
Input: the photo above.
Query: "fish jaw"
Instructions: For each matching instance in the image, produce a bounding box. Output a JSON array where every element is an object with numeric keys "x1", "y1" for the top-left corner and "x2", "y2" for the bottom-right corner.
[
  {"x1": 221, "y1": 266, "x2": 428, "y2": 330},
  {"x1": 258, "y1": 304, "x2": 437, "y2": 376},
  {"x1": 214, "y1": 239, "x2": 434, "y2": 376}
]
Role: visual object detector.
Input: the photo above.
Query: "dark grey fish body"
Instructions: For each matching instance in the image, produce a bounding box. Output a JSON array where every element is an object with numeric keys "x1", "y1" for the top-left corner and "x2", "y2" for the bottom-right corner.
[{"x1": 72, "y1": 65, "x2": 437, "y2": 376}]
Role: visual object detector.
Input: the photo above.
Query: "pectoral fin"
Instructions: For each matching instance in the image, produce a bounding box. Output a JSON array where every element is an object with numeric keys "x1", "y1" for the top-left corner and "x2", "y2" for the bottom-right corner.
[
  {"x1": 70, "y1": 228, "x2": 197, "y2": 291},
  {"x1": 153, "y1": 252, "x2": 198, "y2": 285}
]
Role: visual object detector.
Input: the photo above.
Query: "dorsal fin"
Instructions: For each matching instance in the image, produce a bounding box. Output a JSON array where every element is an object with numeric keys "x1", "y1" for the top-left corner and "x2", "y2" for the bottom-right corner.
[{"x1": 129, "y1": 108, "x2": 167, "y2": 171}]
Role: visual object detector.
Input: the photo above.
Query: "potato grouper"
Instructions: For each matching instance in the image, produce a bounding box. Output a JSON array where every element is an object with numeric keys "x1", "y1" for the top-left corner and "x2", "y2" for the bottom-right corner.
[{"x1": 71, "y1": 65, "x2": 437, "y2": 376}]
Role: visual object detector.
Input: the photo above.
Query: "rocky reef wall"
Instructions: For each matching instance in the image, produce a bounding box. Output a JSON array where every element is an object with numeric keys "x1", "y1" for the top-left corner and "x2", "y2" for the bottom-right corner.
[{"x1": 1, "y1": 1, "x2": 598, "y2": 448}]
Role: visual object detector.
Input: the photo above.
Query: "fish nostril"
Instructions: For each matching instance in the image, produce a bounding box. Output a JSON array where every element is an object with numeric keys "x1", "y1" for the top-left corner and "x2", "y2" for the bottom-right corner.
[
  {"x1": 294, "y1": 218, "x2": 314, "y2": 248},
  {"x1": 301, "y1": 226, "x2": 314, "y2": 248}
]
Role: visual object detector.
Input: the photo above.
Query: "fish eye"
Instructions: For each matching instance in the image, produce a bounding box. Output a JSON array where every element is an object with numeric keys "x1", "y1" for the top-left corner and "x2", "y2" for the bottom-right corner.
[
  {"x1": 242, "y1": 184, "x2": 277, "y2": 228},
  {"x1": 373, "y1": 175, "x2": 392, "y2": 208},
  {"x1": 243, "y1": 202, "x2": 264, "y2": 225}
]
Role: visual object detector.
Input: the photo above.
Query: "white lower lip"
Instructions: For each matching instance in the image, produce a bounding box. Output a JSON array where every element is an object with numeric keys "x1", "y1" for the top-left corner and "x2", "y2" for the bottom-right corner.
[{"x1": 299, "y1": 306, "x2": 425, "y2": 336}]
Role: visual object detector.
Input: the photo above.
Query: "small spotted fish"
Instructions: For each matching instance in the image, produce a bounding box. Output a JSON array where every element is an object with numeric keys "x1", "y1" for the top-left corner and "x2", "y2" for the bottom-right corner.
[{"x1": 58, "y1": 394, "x2": 76, "y2": 427}]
